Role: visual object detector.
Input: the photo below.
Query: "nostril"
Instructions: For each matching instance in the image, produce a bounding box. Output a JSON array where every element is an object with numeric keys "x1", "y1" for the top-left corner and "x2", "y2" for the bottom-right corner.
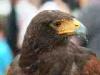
[{"x1": 75, "y1": 25, "x2": 79, "y2": 27}]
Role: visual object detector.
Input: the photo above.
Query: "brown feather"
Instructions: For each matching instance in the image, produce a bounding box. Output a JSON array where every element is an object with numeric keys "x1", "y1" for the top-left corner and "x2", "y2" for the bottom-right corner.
[{"x1": 7, "y1": 10, "x2": 100, "y2": 75}]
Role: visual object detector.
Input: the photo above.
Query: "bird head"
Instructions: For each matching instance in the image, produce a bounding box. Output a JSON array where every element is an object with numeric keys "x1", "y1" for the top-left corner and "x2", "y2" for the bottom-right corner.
[
  {"x1": 19, "y1": 10, "x2": 88, "y2": 70},
  {"x1": 23, "y1": 10, "x2": 87, "y2": 47}
]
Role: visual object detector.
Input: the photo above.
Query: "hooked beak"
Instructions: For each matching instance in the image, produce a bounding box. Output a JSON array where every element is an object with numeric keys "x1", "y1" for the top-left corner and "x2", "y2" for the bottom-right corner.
[
  {"x1": 50, "y1": 18, "x2": 87, "y2": 41},
  {"x1": 75, "y1": 23, "x2": 88, "y2": 45}
]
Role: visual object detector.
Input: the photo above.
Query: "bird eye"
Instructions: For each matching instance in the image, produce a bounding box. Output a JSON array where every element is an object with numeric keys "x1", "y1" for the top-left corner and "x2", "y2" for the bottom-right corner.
[{"x1": 55, "y1": 22, "x2": 61, "y2": 27}]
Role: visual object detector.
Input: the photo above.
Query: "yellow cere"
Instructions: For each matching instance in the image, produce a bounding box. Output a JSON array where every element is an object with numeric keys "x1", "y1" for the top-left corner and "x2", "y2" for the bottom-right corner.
[{"x1": 50, "y1": 19, "x2": 81, "y2": 35}]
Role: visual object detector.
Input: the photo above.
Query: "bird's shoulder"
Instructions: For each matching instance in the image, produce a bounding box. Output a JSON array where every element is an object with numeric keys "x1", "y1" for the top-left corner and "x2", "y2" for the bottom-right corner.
[
  {"x1": 7, "y1": 54, "x2": 24, "y2": 75},
  {"x1": 81, "y1": 55, "x2": 100, "y2": 75}
]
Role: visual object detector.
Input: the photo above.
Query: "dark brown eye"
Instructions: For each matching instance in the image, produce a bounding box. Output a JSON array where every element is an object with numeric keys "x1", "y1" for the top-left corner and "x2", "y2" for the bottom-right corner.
[{"x1": 55, "y1": 22, "x2": 61, "y2": 27}]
